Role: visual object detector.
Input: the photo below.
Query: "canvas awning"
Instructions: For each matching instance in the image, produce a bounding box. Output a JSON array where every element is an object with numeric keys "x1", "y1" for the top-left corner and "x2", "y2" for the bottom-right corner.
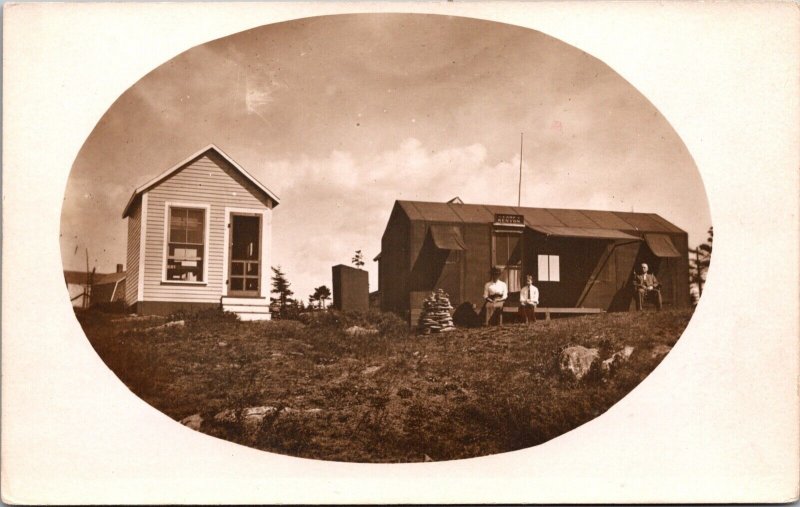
[
  {"x1": 644, "y1": 233, "x2": 682, "y2": 257},
  {"x1": 429, "y1": 225, "x2": 466, "y2": 250},
  {"x1": 527, "y1": 225, "x2": 639, "y2": 241}
]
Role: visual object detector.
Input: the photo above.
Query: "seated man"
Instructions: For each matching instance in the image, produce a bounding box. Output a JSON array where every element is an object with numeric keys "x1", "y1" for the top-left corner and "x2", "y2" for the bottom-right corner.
[
  {"x1": 519, "y1": 274, "x2": 539, "y2": 324},
  {"x1": 634, "y1": 262, "x2": 662, "y2": 310},
  {"x1": 483, "y1": 266, "x2": 508, "y2": 326}
]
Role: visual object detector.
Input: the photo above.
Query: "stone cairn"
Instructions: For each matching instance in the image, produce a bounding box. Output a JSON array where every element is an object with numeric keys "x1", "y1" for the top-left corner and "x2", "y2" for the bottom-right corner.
[{"x1": 417, "y1": 289, "x2": 455, "y2": 334}]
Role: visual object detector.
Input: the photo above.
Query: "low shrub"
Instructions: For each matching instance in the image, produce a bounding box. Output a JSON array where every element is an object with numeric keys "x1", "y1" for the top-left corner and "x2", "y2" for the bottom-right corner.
[
  {"x1": 76, "y1": 305, "x2": 693, "y2": 462},
  {"x1": 166, "y1": 307, "x2": 239, "y2": 324},
  {"x1": 92, "y1": 301, "x2": 127, "y2": 314},
  {"x1": 300, "y1": 309, "x2": 409, "y2": 339}
]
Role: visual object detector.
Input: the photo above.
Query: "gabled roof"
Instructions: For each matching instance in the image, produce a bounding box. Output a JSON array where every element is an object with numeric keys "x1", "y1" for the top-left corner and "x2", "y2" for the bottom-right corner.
[
  {"x1": 94, "y1": 271, "x2": 127, "y2": 285},
  {"x1": 122, "y1": 144, "x2": 280, "y2": 218},
  {"x1": 63, "y1": 270, "x2": 126, "y2": 285},
  {"x1": 394, "y1": 200, "x2": 685, "y2": 234},
  {"x1": 64, "y1": 270, "x2": 89, "y2": 285}
]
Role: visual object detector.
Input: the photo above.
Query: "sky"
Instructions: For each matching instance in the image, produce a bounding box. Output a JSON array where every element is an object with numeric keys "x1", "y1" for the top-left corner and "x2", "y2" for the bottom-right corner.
[{"x1": 60, "y1": 13, "x2": 712, "y2": 303}]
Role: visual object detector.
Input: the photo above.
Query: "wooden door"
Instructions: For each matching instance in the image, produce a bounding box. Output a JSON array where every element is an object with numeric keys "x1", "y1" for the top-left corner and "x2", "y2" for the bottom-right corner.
[{"x1": 228, "y1": 214, "x2": 261, "y2": 297}]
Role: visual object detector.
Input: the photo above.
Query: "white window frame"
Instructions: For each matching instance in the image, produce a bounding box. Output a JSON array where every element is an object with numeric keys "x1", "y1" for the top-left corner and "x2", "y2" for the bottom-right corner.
[
  {"x1": 538, "y1": 254, "x2": 561, "y2": 282},
  {"x1": 161, "y1": 201, "x2": 210, "y2": 285}
]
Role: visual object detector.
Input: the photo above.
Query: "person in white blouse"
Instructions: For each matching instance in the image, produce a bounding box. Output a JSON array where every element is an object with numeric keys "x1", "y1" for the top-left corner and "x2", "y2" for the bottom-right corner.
[
  {"x1": 518, "y1": 274, "x2": 539, "y2": 324},
  {"x1": 483, "y1": 266, "x2": 508, "y2": 326}
]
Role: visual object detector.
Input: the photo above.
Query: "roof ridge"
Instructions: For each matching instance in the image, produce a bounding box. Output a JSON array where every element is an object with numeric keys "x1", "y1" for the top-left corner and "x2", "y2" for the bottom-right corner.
[
  {"x1": 122, "y1": 145, "x2": 280, "y2": 218},
  {"x1": 393, "y1": 199, "x2": 684, "y2": 232}
]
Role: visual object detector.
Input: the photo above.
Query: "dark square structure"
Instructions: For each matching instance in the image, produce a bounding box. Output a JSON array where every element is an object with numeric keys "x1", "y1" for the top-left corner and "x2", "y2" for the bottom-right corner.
[{"x1": 332, "y1": 264, "x2": 369, "y2": 312}]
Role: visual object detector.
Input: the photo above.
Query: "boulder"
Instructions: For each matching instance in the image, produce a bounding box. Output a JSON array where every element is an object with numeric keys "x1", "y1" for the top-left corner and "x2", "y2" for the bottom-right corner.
[
  {"x1": 214, "y1": 409, "x2": 238, "y2": 423},
  {"x1": 602, "y1": 346, "x2": 635, "y2": 372},
  {"x1": 242, "y1": 406, "x2": 277, "y2": 429},
  {"x1": 147, "y1": 320, "x2": 185, "y2": 331},
  {"x1": 362, "y1": 365, "x2": 383, "y2": 375},
  {"x1": 618, "y1": 345, "x2": 635, "y2": 360},
  {"x1": 345, "y1": 325, "x2": 379, "y2": 337},
  {"x1": 651, "y1": 344, "x2": 673, "y2": 358},
  {"x1": 180, "y1": 413, "x2": 203, "y2": 431},
  {"x1": 559, "y1": 346, "x2": 600, "y2": 380},
  {"x1": 243, "y1": 406, "x2": 277, "y2": 420}
]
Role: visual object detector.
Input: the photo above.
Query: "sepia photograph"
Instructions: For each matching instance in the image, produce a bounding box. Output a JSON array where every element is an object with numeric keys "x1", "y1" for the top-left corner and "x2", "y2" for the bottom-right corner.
[
  {"x1": 4, "y1": 2, "x2": 798, "y2": 503},
  {"x1": 60, "y1": 12, "x2": 713, "y2": 463}
]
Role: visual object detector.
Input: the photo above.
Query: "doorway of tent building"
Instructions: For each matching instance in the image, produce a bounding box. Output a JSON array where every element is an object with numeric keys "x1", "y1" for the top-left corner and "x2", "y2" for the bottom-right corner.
[{"x1": 632, "y1": 246, "x2": 673, "y2": 310}]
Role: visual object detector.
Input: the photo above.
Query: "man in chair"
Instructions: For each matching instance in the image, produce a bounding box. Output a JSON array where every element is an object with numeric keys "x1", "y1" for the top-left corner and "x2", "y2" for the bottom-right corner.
[{"x1": 634, "y1": 262, "x2": 662, "y2": 310}]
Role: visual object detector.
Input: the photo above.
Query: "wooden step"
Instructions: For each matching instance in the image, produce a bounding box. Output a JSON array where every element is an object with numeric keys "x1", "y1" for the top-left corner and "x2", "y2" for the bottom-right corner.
[
  {"x1": 222, "y1": 304, "x2": 271, "y2": 313},
  {"x1": 221, "y1": 296, "x2": 268, "y2": 306},
  {"x1": 236, "y1": 312, "x2": 272, "y2": 322},
  {"x1": 220, "y1": 296, "x2": 271, "y2": 321}
]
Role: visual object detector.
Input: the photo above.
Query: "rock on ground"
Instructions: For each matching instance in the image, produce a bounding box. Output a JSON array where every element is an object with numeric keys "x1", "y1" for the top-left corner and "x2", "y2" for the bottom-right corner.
[
  {"x1": 243, "y1": 406, "x2": 277, "y2": 420},
  {"x1": 147, "y1": 320, "x2": 185, "y2": 331},
  {"x1": 602, "y1": 345, "x2": 635, "y2": 372},
  {"x1": 213, "y1": 406, "x2": 321, "y2": 427},
  {"x1": 180, "y1": 413, "x2": 203, "y2": 431},
  {"x1": 650, "y1": 344, "x2": 673, "y2": 358},
  {"x1": 560, "y1": 346, "x2": 600, "y2": 380},
  {"x1": 345, "y1": 325, "x2": 379, "y2": 337},
  {"x1": 214, "y1": 409, "x2": 238, "y2": 424}
]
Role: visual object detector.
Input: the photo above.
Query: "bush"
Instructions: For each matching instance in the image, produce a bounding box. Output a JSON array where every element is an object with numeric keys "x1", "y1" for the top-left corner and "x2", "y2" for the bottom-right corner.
[
  {"x1": 299, "y1": 309, "x2": 409, "y2": 339},
  {"x1": 92, "y1": 301, "x2": 127, "y2": 314},
  {"x1": 166, "y1": 307, "x2": 240, "y2": 324}
]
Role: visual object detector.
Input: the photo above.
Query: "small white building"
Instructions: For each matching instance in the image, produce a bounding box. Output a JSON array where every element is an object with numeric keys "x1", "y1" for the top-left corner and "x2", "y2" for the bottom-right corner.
[{"x1": 122, "y1": 145, "x2": 279, "y2": 320}]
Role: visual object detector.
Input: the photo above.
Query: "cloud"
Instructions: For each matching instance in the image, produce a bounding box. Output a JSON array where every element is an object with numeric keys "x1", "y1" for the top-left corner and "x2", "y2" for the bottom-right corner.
[
  {"x1": 254, "y1": 135, "x2": 708, "y2": 304},
  {"x1": 245, "y1": 71, "x2": 288, "y2": 120},
  {"x1": 256, "y1": 138, "x2": 527, "y2": 302}
]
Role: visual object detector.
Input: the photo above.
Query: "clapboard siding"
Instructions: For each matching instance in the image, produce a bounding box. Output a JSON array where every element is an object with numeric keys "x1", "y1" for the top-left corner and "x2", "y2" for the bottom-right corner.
[
  {"x1": 125, "y1": 202, "x2": 141, "y2": 306},
  {"x1": 141, "y1": 153, "x2": 273, "y2": 304}
]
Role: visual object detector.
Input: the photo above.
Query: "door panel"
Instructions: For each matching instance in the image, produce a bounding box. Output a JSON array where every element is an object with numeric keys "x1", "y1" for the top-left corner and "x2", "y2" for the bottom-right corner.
[{"x1": 229, "y1": 214, "x2": 261, "y2": 296}]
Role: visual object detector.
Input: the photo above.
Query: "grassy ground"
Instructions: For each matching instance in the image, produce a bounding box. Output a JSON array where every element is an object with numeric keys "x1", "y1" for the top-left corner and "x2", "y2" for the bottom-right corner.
[{"x1": 77, "y1": 308, "x2": 692, "y2": 463}]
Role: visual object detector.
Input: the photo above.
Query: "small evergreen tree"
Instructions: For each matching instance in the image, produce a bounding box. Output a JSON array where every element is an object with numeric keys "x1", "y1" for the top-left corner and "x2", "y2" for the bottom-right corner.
[
  {"x1": 270, "y1": 266, "x2": 294, "y2": 315},
  {"x1": 308, "y1": 285, "x2": 332, "y2": 310},
  {"x1": 308, "y1": 291, "x2": 320, "y2": 310},
  {"x1": 689, "y1": 226, "x2": 713, "y2": 304},
  {"x1": 352, "y1": 250, "x2": 365, "y2": 268},
  {"x1": 316, "y1": 285, "x2": 331, "y2": 309}
]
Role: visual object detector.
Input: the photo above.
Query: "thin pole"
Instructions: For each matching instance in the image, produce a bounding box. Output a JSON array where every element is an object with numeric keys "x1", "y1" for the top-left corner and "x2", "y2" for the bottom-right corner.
[
  {"x1": 84, "y1": 248, "x2": 90, "y2": 309},
  {"x1": 694, "y1": 248, "x2": 703, "y2": 297},
  {"x1": 518, "y1": 132, "x2": 523, "y2": 207}
]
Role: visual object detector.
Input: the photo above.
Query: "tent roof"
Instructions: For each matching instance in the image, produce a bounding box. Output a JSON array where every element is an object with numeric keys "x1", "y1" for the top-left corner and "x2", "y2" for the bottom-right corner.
[
  {"x1": 395, "y1": 200, "x2": 684, "y2": 234},
  {"x1": 644, "y1": 233, "x2": 682, "y2": 257},
  {"x1": 527, "y1": 226, "x2": 640, "y2": 241},
  {"x1": 63, "y1": 270, "x2": 89, "y2": 285},
  {"x1": 63, "y1": 270, "x2": 126, "y2": 285},
  {"x1": 122, "y1": 144, "x2": 280, "y2": 218}
]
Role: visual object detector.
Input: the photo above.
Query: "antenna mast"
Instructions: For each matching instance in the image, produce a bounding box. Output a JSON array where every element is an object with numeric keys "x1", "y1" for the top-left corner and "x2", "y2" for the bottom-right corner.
[{"x1": 517, "y1": 132, "x2": 524, "y2": 206}]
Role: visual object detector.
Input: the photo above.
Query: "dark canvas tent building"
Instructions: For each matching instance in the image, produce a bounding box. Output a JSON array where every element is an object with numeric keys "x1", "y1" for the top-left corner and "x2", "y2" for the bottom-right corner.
[{"x1": 376, "y1": 200, "x2": 689, "y2": 322}]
